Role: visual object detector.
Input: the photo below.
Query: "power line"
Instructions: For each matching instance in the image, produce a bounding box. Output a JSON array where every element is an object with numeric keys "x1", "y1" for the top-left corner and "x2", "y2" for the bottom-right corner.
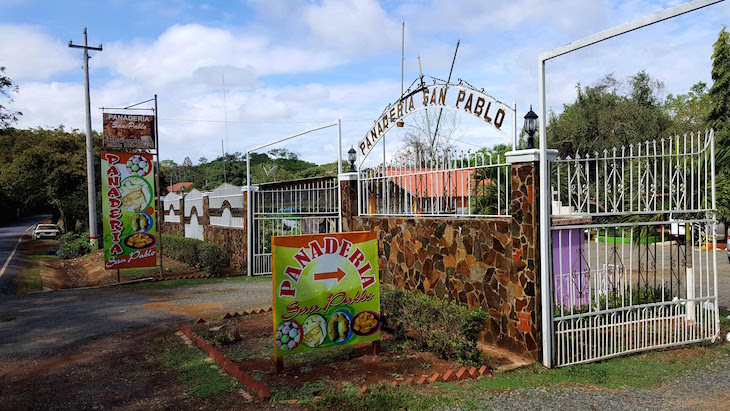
[{"x1": 156, "y1": 117, "x2": 373, "y2": 124}]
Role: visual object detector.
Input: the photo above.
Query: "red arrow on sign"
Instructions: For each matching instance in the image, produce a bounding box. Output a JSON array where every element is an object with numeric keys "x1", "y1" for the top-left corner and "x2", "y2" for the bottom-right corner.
[{"x1": 313, "y1": 268, "x2": 346, "y2": 283}]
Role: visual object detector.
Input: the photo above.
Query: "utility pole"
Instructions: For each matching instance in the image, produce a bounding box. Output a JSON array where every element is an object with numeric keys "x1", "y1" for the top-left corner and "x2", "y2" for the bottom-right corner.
[{"x1": 69, "y1": 28, "x2": 102, "y2": 247}]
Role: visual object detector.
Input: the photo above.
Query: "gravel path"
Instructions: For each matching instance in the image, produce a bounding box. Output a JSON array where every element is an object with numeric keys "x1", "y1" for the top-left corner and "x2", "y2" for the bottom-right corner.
[{"x1": 440, "y1": 355, "x2": 730, "y2": 411}]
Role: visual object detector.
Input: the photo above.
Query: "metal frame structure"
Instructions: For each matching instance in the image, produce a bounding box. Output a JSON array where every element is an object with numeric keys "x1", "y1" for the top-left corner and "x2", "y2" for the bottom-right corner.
[
  {"x1": 246, "y1": 120, "x2": 342, "y2": 276},
  {"x1": 538, "y1": 0, "x2": 724, "y2": 367}
]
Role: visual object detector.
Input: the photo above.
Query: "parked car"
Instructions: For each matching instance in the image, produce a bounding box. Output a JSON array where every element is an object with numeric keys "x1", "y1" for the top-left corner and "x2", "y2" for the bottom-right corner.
[
  {"x1": 727, "y1": 229, "x2": 730, "y2": 263},
  {"x1": 32, "y1": 224, "x2": 62, "y2": 240}
]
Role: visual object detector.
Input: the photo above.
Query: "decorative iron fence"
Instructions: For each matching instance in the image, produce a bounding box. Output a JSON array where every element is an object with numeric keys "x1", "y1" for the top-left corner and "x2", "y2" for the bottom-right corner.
[
  {"x1": 251, "y1": 177, "x2": 340, "y2": 276},
  {"x1": 358, "y1": 149, "x2": 510, "y2": 217},
  {"x1": 552, "y1": 130, "x2": 715, "y2": 216},
  {"x1": 548, "y1": 130, "x2": 719, "y2": 367}
]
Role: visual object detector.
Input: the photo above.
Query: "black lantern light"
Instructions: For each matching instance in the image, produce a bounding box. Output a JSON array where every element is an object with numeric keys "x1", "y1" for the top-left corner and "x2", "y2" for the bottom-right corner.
[
  {"x1": 347, "y1": 146, "x2": 357, "y2": 172},
  {"x1": 523, "y1": 105, "x2": 538, "y2": 149}
]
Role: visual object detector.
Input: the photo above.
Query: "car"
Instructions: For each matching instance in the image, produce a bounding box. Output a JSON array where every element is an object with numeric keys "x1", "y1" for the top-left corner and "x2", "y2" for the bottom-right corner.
[
  {"x1": 727, "y1": 228, "x2": 730, "y2": 263},
  {"x1": 32, "y1": 224, "x2": 62, "y2": 240}
]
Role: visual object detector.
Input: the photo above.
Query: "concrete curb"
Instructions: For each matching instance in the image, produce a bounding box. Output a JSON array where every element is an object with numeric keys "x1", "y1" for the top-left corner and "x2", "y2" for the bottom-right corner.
[{"x1": 179, "y1": 323, "x2": 270, "y2": 398}]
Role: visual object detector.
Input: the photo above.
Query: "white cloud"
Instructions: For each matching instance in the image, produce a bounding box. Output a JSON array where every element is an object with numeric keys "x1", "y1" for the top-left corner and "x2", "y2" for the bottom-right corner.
[
  {"x1": 0, "y1": 24, "x2": 77, "y2": 81},
  {"x1": 303, "y1": 0, "x2": 401, "y2": 55}
]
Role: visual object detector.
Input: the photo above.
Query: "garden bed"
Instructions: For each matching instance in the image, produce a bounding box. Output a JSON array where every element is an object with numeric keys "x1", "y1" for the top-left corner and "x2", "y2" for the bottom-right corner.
[{"x1": 189, "y1": 311, "x2": 492, "y2": 402}]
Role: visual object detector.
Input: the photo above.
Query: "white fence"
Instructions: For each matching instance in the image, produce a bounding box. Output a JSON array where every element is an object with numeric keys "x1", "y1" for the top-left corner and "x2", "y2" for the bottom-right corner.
[
  {"x1": 359, "y1": 149, "x2": 510, "y2": 217},
  {"x1": 162, "y1": 192, "x2": 181, "y2": 223},
  {"x1": 183, "y1": 189, "x2": 204, "y2": 241},
  {"x1": 208, "y1": 183, "x2": 245, "y2": 228},
  {"x1": 548, "y1": 130, "x2": 719, "y2": 367}
]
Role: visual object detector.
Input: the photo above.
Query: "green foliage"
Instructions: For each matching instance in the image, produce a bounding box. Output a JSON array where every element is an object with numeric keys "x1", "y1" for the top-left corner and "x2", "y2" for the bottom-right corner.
[
  {"x1": 547, "y1": 71, "x2": 673, "y2": 157},
  {"x1": 708, "y1": 26, "x2": 730, "y2": 175},
  {"x1": 55, "y1": 232, "x2": 93, "y2": 259},
  {"x1": 158, "y1": 148, "x2": 337, "y2": 194},
  {"x1": 380, "y1": 284, "x2": 488, "y2": 366},
  {"x1": 161, "y1": 234, "x2": 228, "y2": 275},
  {"x1": 0, "y1": 126, "x2": 102, "y2": 229},
  {"x1": 0, "y1": 65, "x2": 21, "y2": 128}
]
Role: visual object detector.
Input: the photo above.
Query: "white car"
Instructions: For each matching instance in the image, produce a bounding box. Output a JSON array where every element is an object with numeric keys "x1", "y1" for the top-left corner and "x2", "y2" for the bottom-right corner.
[{"x1": 32, "y1": 224, "x2": 62, "y2": 240}]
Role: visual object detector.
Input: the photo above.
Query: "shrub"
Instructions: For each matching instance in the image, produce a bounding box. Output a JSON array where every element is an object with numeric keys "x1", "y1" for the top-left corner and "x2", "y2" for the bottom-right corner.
[
  {"x1": 161, "y1": 235, "x2": 228, "y2": 275},
  {"x1": 380, "y1": 284, "x2": 488, "y2": 366},
  {"x1": 56, "y1": 232, "x2": 93, "y2": 259}
]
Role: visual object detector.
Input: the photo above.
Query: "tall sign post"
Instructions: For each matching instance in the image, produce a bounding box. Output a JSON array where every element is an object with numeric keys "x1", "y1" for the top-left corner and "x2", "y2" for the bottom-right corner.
[
  {"x1": 100, "y1": 98, "x2": 161, "y2": 274},
  {"x1": 69, "y1": 28, "x2": 102, "y2": 247}
]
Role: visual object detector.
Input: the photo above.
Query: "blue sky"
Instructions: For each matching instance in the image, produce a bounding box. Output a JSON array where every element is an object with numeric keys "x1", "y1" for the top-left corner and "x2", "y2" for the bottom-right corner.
[{"x1": 1, "y1": 0, "x2": 729, "y2": 166}]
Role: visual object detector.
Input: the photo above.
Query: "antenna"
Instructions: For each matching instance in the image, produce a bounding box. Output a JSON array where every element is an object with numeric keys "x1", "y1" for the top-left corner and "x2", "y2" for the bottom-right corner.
[
  {"x1": 222, "y1": 75, "x2": 229, "y2": 153},
  {"x1": 433, "y1": 39, "x2": 460, "y2": 147}
]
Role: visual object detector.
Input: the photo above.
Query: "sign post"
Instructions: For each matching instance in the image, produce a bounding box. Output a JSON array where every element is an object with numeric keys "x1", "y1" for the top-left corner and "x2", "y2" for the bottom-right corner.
[{"x1": 271, "y1": 232, "x2": 380, "y2": 371}]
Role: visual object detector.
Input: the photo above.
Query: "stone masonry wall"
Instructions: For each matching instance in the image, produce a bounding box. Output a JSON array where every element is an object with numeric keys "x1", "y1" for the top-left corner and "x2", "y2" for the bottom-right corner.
[{"x1": 347, "y1": 160, "x2": 541, "y2": 359}]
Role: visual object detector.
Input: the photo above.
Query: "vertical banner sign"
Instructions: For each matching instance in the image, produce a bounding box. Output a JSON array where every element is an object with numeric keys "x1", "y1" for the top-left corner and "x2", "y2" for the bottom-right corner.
[
  {"x1": 272, "y1": 232, "x2": 380, "y2": 357},
  {"x1": 101, "y1": 151, "x2": 157, "y2": 269}
]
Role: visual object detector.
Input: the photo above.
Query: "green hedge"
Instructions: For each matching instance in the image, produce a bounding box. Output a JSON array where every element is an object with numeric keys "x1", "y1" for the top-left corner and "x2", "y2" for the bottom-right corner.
[
  {"x1": 380, "y1": 284, "x2": 488, "y2": 366},
  {"x1": 161, "y1": 234, "x2": 228, "y2": 275},
  {"x1": 56, "y1": 232, "x2": 93, "y2": 259}
]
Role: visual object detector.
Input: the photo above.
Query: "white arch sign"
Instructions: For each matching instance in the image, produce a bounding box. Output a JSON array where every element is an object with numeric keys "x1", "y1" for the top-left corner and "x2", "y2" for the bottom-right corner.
[{"x1": 358, "y1": 81, "x2": 514, "y2": 159}]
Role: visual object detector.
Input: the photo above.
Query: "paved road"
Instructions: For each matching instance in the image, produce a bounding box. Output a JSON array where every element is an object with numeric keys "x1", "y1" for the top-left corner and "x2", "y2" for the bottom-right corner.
[
  {"x1": 0, "y1": 215, "x2": 50, "y2": 294},
  {"x1": 0, "y1": 216, "x2": 273, "y2": 359}
]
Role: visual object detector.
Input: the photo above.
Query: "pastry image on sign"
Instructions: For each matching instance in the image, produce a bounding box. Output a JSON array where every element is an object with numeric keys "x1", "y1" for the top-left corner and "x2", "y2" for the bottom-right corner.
[
  {"x1": 327, "y1": 310, "x2": 352, "y2": 343},
  {"x1": 275, "y1": 321, "x2": 302, "y2": 351},
  {"x1": 120, "y1": 176, "x2": 151, "y2": 213},
  {"x1": 352, "y1": 311, "x2": 380, "y2": 336},
  {"x1": 302, "y1": 314, "x2": 326, "y2": 348}
]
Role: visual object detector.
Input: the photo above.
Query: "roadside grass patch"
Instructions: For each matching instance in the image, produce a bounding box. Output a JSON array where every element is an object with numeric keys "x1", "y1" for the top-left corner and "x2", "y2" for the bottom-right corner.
[
  {"x1": 19, "y1": 266, "x2": 43, "y2": 293},
  {"x1": 157, "y1": 339, "x2": 239, "y2": 398},
  {"x1": 124, "y1": 275, "x2": 270, "y2": 289},
  {"x1": 27, "y1": 254, "x2": 57, "y2": 260},
  {"x1": 433, "y1": 344, "x2": 726, "y2": 405}
]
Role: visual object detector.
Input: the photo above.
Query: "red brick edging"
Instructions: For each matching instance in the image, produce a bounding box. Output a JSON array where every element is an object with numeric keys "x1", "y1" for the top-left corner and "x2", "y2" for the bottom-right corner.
[
  {"x1": 179, "y1": 323, "x2": 270, "y2": 398},
  {"x1": 186, "y1": 306, "x2": 493, "y2": 399}
]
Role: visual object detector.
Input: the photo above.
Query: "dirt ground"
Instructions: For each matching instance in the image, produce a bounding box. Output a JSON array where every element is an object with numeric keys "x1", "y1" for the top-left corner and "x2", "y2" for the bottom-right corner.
[
  {"x1": 0, "y1": 325, "x2": 248, "y2": 411},
  {"x1": 202, "y1": 312, "x2": 477, "y2": 391},
  {"x1": 19, "y1": 238, "x2": 211, "y2": 290}
]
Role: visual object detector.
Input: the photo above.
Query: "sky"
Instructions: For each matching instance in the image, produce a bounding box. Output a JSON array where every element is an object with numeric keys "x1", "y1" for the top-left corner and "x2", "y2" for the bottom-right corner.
[{"x1": 1, "y1": 0, "x2": 729, "y2": 168}]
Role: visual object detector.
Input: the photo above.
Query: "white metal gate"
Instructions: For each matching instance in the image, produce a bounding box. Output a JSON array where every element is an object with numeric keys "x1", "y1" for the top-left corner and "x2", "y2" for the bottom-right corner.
[
  {"x1": 548, "y1": 130, "x2": 720, "y2": 367},
  {"x1": 245, "y1": 120, "x2": 344, "y2": 276},
  {"x1": 250, "y1": 177, "x2": 340, "y2": 276}
]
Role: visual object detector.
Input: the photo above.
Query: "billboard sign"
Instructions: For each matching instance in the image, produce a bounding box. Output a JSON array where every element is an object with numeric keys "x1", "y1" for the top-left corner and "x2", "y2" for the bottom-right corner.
[
  {"x1": 103, "y1": 113, "x2": 155, "y2": 149},
  {"x1": 101, "y1": 151, "x2": 157, "y2": 270},
  {"x1": 272, "y1": 232, "x2": 380, "y2": 357}
]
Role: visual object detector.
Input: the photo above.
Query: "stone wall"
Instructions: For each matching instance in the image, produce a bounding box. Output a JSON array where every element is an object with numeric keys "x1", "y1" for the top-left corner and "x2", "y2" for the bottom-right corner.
[
  {"x1": 347, "y1": 160, "x2": 541, "y2": 359},
  {"x1": 158, "y1": 193, "x2": 249, "y2": 271}
]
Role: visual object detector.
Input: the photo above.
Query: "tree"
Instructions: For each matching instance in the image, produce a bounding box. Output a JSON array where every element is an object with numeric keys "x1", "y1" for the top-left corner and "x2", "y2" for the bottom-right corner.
[
  {"x1": 0, "y1": 127, "x2": 101, "y2": 230},
  {"x1": 547, "y1": 72, "x2": 673, "y2": 158},
  {"x1": 707, "y1": 26, "x2": 730, "y2": 227},
  {"x1": 664, "y1": 82, "x2": 710, "y2": 135},
  {"x1": 707, "y1": 26, "x2": 730, "y2": 175},
  {"x1": 394, "y1": 109, "x2": 464, "y2": 164},
  {"x1": 0, "y1": 65, "x2": 22, "y2": 128}
]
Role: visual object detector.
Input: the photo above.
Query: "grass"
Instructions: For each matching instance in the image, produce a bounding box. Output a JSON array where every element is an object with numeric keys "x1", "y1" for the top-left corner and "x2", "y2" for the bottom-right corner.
[
  {"x1": 19, "y1": 266, "x2": 43, "y2": 293},
  {"x1": 26, "y1": 254, "x2": 57, "y2": 260},
  {"x1": 267, "y1": 341, "x2": 730, "y2": 410},
  {"x1": 157, "y1": 338, "x2": 239, "y2": 398},
  {"x1": 123, "y1": 274, "x2": 271, "y2": 289}
]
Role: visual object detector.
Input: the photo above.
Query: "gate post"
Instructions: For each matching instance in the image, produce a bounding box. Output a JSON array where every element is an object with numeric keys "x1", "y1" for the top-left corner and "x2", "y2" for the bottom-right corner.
[
  {"x1": 339, "y1": 171, "x2": 358, "y2": 232},
  {"x1": 506, "y1": 148, "x2": 557, "y2": 364}
]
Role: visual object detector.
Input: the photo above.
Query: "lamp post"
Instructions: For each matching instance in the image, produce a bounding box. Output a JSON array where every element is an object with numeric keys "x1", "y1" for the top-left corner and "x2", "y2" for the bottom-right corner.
[
  {"x1": 347, "y1": 146, "x2": 357, "y2": 172},
  {"x1": 524, "y1": 105, "x2": 538, "y2": 149}
]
